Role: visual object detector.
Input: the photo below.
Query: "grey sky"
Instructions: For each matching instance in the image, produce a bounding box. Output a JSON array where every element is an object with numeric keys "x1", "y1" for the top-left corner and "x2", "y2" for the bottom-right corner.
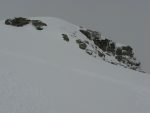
[{"x1": 0, "y1": 0, "x2": 150, "y2": 73}]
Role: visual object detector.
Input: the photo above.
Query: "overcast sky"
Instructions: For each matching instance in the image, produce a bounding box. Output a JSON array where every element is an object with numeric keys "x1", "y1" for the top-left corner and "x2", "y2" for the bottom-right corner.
[{"x1": 0, "y1": 0, "x2": 150, "y2": 73}]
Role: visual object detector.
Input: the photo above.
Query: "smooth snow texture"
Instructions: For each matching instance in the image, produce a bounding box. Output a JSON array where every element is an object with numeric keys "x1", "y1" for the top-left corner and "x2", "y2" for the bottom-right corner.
[{"x1": 0, "y1": 17, "x2": 150, "y2": 113}]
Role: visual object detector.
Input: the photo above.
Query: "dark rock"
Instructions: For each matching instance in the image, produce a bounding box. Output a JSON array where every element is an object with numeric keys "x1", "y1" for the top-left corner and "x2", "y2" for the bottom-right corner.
[
  {"x1": 84, "y1": 40, "x2": 89, "y2": 45},
  {"x1": 32, "y1": 20, "x2": 47, "y2": 27},
  {"x1": 122, "y1": 46, "x2": 134, "y2": 57},
  {"x1": 5, "y1": 17, "x2": 30, "y2": 27},
  {"x1": 95, "y1": 39, "x2": 110, "y2": 51},
  {"x1": 122, "y1": 46, "x2": 132, "y2": 52},
  {"x1": 115, "y1": 55, "x2": 122, "y2": 62},
  {"x1": 79, "y1": 43, "x2": 87, "y2": 50},
  {"x1": 135, "y1": 62, "x2": 141, "y2": 67},
  {"x1": 36, "y1": 27, "x2": 43, "y2": 30},
  {"x1": 80, "y1": 30, "x2": 92, "y2": 40},
  {"x1": 86, "y1": 49, "x2": 92, "y2": 55},
  {"x1": 98, "y1": 51, "x2": 105, "y2": 58},
  {"x1": 76, "y1": 39, "x2": 87, "y2": 50},
  {"x1": 32, "y1": 20, "x2": 47, "y2": 30},
  {"x1": 110, "y1": 62, "x2": 118, "y2": 65},
  {"x1": 107, "y1": 42, "x2": 116, "y2": 55},
  {"x1": 93, "y1": 38, "x2": 101, "y2": 46},
  {"x1": 87, "y1": 29, "x2": 101, "y2": 40},
  {"x1": 106, "y1": 53, "x2": 111, "y2": 56},
  {"x1": 5, "y1": 17, "x2": 47, "y2": 30},
  {"x1": 5, "y1": 19, "x2": 12, "y2": 25},
  {"x1": 62, "y1": 34, "x2": 69, "y2": 42},
  {"x1": 76, "y1": 39, "x2": 82, "y2": 44},
  {"x1": 79, "y1": 29, "x2": 101, "y2": 41},
  {"x1": 116, "y1": 48, "x2": 122, "y2": 56},
  {"x1": 79, "y1": 28, "x2": 142, "y2": 72},
  {"x1": 91, "y1": 31, "x2": 101, "y2": 40}
]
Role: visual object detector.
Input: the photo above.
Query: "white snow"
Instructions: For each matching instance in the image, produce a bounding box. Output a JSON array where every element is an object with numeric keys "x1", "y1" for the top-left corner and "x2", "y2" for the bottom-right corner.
[{"x1": 0, "y1": 17, "x2": 150, "y2": 113}]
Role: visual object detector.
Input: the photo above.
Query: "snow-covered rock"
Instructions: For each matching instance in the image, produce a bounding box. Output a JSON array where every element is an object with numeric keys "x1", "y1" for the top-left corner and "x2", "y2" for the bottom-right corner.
[{"x1": 0, "y1": 17, "x2": 149, "y2": 113}]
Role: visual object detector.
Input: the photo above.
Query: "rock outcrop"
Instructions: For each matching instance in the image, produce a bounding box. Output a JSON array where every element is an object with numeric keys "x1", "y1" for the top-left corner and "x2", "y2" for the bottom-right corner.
[
  {"x1": 5, "y1": 17, "x2": 47, "y2": 30},
  {"x1": 79, "y1": 29, "x2": 141, "y2": 71}
]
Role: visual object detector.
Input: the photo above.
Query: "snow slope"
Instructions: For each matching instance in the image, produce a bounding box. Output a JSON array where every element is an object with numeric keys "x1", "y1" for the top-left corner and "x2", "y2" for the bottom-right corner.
[{"x1": 0, "y1": 17, "x2": 150, "y2": 113}]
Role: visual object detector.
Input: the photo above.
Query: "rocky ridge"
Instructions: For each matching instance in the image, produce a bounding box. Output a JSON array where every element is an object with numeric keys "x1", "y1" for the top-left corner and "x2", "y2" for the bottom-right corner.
[
  {"x1": 4, "y1": 17, "x2": 143, "y2": 72},
  {"x1": 66, "y1": 28, "x2": 143, "y2": 72}
]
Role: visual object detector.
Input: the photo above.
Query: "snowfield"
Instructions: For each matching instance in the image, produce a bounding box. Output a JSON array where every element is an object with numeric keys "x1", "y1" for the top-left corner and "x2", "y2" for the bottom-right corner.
[{"x1": 0, "y1": 17, "x2": 150, "y2": 113}]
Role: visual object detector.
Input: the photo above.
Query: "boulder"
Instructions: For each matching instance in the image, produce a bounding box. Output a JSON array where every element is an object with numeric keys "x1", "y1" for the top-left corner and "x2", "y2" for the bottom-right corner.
[
  {"x1": 62, "y1": 34, "x2": 69, "y2": 42},
  {"x1": 76, "y1": 39, "x2": 87, "y2": 50},
  {"x1": 5, "y1": 17, "x2": 30, "y2": 27},
  {"x1": 31, "y1": 20, "x2": 47, "y2": 30},
  {"x1": 86, "y1": 49, "x2": 93, "y2": 55},
  {"x1": 79, "y1": 43, "x2": 87, "y2": 50}
]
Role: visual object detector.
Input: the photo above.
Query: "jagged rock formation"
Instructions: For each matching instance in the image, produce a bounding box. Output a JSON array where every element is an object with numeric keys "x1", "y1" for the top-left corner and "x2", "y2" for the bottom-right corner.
[
  {"x1": 79, "y1": 28, "x2": 142, "y2": 71},
  {"x1": 5, "y1": 17, "x2": 47, "y2": 30}
]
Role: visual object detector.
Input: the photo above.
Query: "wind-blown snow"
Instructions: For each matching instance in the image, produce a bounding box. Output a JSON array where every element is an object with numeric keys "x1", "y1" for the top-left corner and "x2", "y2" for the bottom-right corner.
[{"x1": 0, "y1": 17, "x2": 150, "y2": 113}]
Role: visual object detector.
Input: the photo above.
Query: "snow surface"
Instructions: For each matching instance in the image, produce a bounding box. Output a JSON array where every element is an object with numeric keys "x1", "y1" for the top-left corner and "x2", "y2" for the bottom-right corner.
[{"x1": 0, "y1": 17, "x2": 150, "y2": 113}]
